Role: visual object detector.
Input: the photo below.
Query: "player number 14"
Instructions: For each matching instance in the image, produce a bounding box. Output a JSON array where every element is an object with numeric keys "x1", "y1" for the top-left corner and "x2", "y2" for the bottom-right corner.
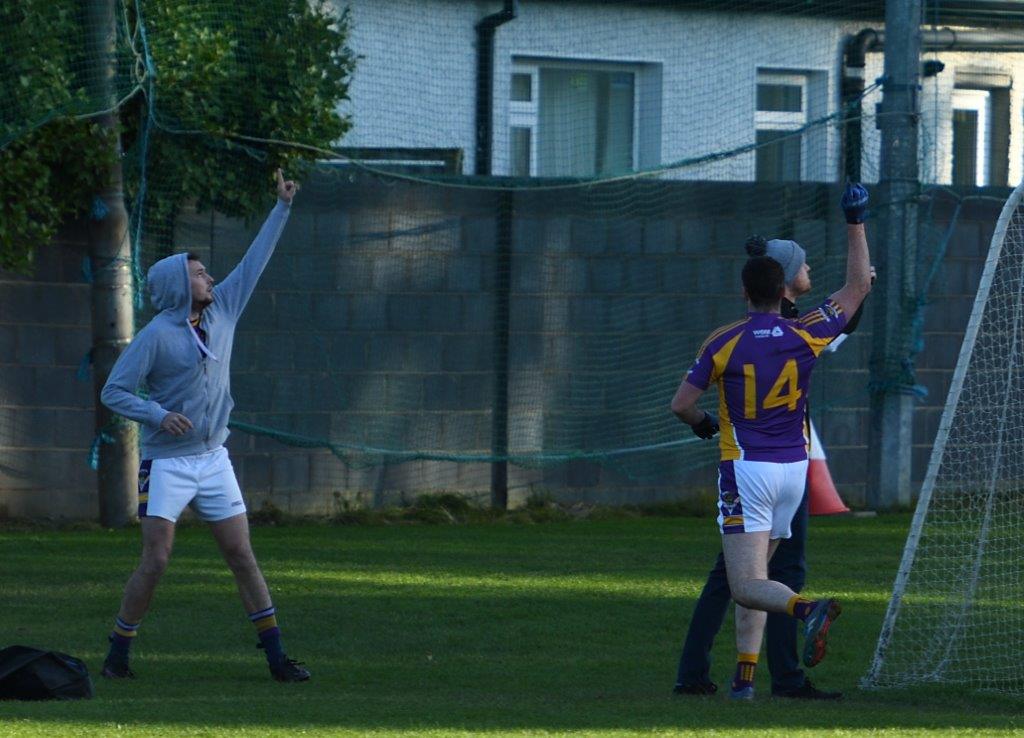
[{"x1": 743, "y1": 359, "x2": 802, "y2": 419}]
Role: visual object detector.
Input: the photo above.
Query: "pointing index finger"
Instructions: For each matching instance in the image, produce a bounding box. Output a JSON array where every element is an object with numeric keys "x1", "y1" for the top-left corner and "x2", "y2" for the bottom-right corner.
[{"x1": 276, "y1": 168, "x2": 284, "y2": 187}]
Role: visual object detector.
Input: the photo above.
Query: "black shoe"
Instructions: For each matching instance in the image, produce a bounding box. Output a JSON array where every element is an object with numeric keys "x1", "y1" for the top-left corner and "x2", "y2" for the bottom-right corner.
[
  {"x1": 673, "y1": 681, "x2": 718, "y2": 696},
  {"x1": 100, "y1": 659, "x2": 135, "y2": 679},
  {"x1": 772, "y1": 679, "x2": 842, "y2": 700},
  {"x1": 269, "y1": 656, "x2": 310, "y2": 683}
]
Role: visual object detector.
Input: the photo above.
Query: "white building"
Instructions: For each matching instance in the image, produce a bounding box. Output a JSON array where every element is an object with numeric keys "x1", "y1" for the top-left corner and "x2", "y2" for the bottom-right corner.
[{"x1": 334, "y1": 0, "x2": 1024, "y2": 187}]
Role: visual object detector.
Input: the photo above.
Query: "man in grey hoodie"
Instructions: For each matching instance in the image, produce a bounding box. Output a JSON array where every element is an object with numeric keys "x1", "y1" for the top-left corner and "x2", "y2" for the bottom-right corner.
[{"x1": 99, "y1": 169, "x2": 308, "y2": 682}]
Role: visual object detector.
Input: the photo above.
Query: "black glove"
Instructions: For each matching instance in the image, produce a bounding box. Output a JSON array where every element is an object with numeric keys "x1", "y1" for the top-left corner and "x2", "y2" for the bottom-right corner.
[
  {"x1": 691, "y1": 411, "x2": 719, "y2": 440},
  {"x1": 841, "y1": 181, "x2": 869, "y2": 224}
]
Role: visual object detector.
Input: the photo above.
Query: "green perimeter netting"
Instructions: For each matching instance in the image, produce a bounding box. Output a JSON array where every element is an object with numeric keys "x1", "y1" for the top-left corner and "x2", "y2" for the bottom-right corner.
[{"x1": 1, "y1": 0, "x2": 1015, "y2": 506}]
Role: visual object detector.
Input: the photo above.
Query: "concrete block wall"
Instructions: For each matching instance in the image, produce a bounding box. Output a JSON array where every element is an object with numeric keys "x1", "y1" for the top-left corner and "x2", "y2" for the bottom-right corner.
[
  {"x1": 170, "y1": 178, "x2": 507, "y2": 514},
  {"x1": 0, "y1": 227, "x2": 97, "y2": 520},
  {"x1": 187, "y1": 177, "x2": 1002, "y2": 511},
  {"x1": 909, "y1": 192, "x2": 1000, "y2": 497},
  {"x1": 0, "y1": 177, "x2": 1004, "y2": 519}
]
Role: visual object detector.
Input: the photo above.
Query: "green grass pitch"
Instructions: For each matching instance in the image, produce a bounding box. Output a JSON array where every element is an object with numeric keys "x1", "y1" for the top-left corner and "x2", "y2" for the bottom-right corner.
[{"x1": 1, "y1": 514, "x2": 1021, "y2": 736}]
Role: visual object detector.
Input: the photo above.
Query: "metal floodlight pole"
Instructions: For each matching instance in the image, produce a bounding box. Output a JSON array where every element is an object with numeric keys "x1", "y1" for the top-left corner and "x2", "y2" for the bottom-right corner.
[
  {"x1": 85, "y1": 0, "x2": 138, "y2": 527},
  {"x1": 867, "y1": 0, "x2": 922, "y2": 510}
]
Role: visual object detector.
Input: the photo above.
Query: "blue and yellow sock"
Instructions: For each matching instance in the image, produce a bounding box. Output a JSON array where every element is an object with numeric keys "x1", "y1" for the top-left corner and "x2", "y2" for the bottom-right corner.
[
  {"x1": 731, "y1": 652, "x2": 758, "y2": 692},
  {"x1": 250, "y1": 606, "x2": 284, "y2": 666},
  {"x1": 107, "y1": 616, "x2": 139, "y2": 664},
  {"x1": 787, "y1": 596, "x2": 816, "y2": 621}
]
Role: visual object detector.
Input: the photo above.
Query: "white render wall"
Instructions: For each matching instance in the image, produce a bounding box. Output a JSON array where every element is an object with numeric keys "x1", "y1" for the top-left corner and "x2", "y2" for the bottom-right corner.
[
  {"x1": 494, "y1": 5, "x2": 854, "y2": 181},
  {"x1": 338, "y1": 0, "x2": 482, "y2": 169},
  {"x1": 337, "y1": 0, "x2": 1023, "y2": 185}
]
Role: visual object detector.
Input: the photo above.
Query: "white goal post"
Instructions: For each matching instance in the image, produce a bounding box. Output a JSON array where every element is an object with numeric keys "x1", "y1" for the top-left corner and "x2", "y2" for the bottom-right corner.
[{"x1": 863, "y1": 180, "x2": 1024, "y2": 692}]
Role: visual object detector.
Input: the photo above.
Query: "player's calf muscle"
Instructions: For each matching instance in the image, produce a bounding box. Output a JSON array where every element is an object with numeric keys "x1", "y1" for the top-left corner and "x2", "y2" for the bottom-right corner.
[
  {"x1": 731, "y1": 578, "x2": 795, "y2": 613},
  {"x1": 722, "y1": 534, "x2": 795, "y2": 613}
]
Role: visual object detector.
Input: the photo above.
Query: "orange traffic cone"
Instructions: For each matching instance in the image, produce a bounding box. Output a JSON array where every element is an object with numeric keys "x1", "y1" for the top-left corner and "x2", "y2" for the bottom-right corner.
[{"x1": 807, "y1": 421, "x2": 850, "y2": 516}]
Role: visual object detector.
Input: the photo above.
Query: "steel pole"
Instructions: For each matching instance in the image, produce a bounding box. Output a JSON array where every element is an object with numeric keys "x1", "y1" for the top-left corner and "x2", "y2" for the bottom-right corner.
[{"x1": 867, "y1": 0, "x2": 922, "y2": 509}]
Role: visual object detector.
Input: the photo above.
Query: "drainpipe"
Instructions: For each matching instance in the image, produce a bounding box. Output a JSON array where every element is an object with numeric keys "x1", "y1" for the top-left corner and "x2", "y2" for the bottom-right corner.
[
  {"x1": 475, "y1": 0, "x2": 518, "y2": 176},
  {"x1": 842, "y1": 29, "x2": 879, "y2": 182},
  {"x1": 475, "y1": 1, "x2": 518, "y2": 511},
  {"x1": 917, "y1": 28, "x2": 1024, "y2": 52}
]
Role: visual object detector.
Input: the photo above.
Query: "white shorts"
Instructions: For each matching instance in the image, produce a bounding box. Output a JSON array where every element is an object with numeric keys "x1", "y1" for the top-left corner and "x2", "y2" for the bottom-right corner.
[
  {"x1": 138, "y1": 447, "x2": 246, "y2": 523},
  {"x1": 716, "y1": 459, "x2": 808, "y2": 539}
]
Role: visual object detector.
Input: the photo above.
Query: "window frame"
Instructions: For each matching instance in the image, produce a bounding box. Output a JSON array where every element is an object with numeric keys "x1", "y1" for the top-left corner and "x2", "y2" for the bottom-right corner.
[
  {"x1": 951, "y1": 88, "x2": 992, "y2": 187},
  {"x1": 755, "y1": 73, "x2": 807, "y2": 126},
  {"x1": 754, "y1": 71, "x2": 809, "y2": 182},
  {"x1": 509, "y1": 58, "x2": 642, "y2": 177},
  {"x1": 509, "y1": 64, "x2": 539, "y2": 177}
]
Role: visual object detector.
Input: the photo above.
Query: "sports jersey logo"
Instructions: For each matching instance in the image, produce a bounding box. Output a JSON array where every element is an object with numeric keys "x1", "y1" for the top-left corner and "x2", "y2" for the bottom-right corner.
[
  {"x1": 753, "y1": 326, "x2": 786, "y2": 339},
  {"x1": 822, "y1": 303, "x2": 839, "y2": 320}
]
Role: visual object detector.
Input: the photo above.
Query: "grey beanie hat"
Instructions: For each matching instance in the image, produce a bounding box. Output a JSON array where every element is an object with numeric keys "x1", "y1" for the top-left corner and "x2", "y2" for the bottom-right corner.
[{"x1": 764, "y1": 238, "x2": 807, "y2": 284}]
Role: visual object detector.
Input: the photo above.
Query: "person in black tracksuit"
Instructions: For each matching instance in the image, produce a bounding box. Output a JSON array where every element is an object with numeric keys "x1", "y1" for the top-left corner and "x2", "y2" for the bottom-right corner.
[{"x1": 673, "y1": 236, "x2": 867, "y2": 700}]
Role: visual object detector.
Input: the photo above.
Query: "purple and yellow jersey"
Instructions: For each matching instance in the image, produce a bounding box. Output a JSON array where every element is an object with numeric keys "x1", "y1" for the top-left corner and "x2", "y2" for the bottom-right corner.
[{"x1": 685, "y1": 299, "x2": 847, "y2": 462}]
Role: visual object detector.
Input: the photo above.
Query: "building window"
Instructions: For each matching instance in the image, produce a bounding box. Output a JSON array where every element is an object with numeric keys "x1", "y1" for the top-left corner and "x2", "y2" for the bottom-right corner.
[
  {"x1": 951, "y1": 88, "x2": 991, "y2": 187},
  {"x1": 509, "y1": 66, "x2": 538, "y2": 177},
  {"x1": 756, "y1": 130, "x2": 801, "y2": 181},
  {"x1": 511, "y1": 72, "x2": 533, "y2": 103},
  {"x1": 509, "y1": 62, "x2": 638, "y2": 177},
  {"x1": 510, "y1": 126, "x2": 532, "y2": 177},
  {"x1": 755, "y1": 71, "x2": 808, "y2": 182}
]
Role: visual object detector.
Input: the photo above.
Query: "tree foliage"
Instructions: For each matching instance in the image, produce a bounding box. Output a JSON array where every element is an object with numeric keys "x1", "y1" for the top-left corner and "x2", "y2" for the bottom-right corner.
[
  {"x1": 0, "y1": 2, "x2": 114, "y2": 271},
  {"x1": 0, "y1": 0, "x2": 356, "y2": 270}
]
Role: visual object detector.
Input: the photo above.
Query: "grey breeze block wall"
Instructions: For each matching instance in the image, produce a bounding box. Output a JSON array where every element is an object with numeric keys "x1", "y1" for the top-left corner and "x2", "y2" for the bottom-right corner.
[
  {"x1": 0, "y1": 232, "x2": 96, "y2": 519},
  {"x1": 0, "y1": 177, "x2": 1002, "y2": 520}
]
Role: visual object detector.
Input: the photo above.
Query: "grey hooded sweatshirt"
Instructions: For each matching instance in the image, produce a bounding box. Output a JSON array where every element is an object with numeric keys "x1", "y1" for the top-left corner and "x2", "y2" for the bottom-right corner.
[{"x1": 101, "y1": 199, "x2": 290, "y2": 460}]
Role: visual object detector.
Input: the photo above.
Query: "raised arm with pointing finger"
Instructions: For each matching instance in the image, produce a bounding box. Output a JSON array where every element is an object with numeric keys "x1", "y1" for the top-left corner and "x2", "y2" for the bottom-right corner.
[{"x1": 214, "y1": 169, "x2": 299, "y2": 318}]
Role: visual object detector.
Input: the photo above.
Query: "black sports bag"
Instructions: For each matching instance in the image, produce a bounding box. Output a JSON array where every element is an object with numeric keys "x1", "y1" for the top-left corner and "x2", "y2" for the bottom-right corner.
[{"x1": 0, "y1": 645, "x2": 94, "y2": 700}]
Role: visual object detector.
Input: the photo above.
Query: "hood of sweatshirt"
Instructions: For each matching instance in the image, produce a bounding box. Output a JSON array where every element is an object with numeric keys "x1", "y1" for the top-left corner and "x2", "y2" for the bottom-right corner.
[
  {"x1": 147, "y1": 252, "x2": 217, "y2": 360},
  {"x1": 148, "y1": 252, "x2": 191, "y2": 321}
]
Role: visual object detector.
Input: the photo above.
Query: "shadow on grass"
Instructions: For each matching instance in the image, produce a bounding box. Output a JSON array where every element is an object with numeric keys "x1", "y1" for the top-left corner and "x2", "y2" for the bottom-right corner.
[{"x1": 5, "y1": 515, "x2": 1019, "y2": 734}]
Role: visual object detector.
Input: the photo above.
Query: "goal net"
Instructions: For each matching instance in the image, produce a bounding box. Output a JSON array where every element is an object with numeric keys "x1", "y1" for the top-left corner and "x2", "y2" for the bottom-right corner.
[{"x1": 864, "y1": 181, "x2": 1024, "y2": 694}]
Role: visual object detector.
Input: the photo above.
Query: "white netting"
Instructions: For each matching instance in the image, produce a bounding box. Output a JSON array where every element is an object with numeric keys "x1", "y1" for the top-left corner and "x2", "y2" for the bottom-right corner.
[{"x1": 865, "y1": 182, "x2": 1024, "y2": 694}]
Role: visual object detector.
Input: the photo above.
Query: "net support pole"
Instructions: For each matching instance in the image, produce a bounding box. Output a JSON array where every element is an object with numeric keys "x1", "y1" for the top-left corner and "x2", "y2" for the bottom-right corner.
[
  {"x1": 490, "y1": 191, "x2": 513, "y2": 510},
  {"x1": 866, "y1": 0, "x2": 921, "y2": 510},
  {"x1": 85, "y1": 0, "x2": 138, "y2": 527}
]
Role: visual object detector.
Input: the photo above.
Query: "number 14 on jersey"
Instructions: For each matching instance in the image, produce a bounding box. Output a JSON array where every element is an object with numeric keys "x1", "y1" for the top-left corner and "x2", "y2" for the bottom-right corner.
[{"x1": 743, "y1": 360, "x2": 802, "y2": 419}]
